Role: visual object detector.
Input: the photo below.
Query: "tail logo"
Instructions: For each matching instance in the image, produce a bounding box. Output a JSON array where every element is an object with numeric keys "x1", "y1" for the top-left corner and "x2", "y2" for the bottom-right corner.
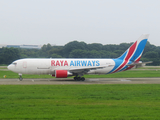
[{"x1": 109, "y1": 37, "x2": 148, "y2": 74}]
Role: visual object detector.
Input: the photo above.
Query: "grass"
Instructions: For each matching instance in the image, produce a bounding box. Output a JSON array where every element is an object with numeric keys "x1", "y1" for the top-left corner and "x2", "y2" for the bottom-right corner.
[
  {"x1": 0, "y1": 71, "x2": 54, "y2": 79},
  {"x1": 1, "y1": 69, "x2": 160, "y2": 79},
  {"x1": 0, "y1": 84, "x2": 160, "y2": 119},
  {"x1": 1, "y1": 66, "x2": 160, "y2": 119},
  {"x1": 1, "y1": 66, "x2": 160, "y2": 79},
  {"x1": 85, "y1": 70, "x2": 160, "y2": 78}
]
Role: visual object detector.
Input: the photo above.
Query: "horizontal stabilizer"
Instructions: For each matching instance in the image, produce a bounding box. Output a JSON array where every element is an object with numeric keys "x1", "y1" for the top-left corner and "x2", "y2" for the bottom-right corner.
[
  {"x1": 127, "y1": 61, "x2": 153, "y2": 66},
  {"x1": 127, "y1": 61, "x2": 152, "y2": 69}
]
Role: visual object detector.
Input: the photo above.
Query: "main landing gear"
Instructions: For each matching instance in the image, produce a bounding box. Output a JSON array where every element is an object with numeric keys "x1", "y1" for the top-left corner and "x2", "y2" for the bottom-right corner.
[{"x1": 74, "y1": 76, "x2": 85, "y2": 81}]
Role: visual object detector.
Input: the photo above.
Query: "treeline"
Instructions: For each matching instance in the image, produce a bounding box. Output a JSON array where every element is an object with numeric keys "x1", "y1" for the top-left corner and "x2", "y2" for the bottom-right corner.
[{"x1": 0, "y1": 41, "x2": 160, "y2": 65}]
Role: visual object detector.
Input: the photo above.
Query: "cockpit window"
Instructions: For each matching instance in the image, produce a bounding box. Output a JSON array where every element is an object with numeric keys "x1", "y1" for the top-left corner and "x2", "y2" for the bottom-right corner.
[{"x1": 12, "y1": 62, "x2": 17, "y2": 65}]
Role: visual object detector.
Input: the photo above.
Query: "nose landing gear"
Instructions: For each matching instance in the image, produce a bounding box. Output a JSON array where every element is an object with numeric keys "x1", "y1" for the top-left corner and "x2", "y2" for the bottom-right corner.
[{"x1": 19, "y1": 73, "x2": 23, "y2": 81}]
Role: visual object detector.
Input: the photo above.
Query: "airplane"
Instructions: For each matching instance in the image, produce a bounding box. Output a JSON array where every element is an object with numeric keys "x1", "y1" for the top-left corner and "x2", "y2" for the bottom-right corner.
[{"x1": 7, "y1": 34, "x2": 151, "y2": 81}]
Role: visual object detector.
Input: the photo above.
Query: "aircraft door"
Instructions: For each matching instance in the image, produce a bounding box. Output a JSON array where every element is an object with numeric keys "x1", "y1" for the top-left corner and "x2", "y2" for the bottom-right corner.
[{"x1": 23, "y1": 61, "x2": 27, "y2": 68}]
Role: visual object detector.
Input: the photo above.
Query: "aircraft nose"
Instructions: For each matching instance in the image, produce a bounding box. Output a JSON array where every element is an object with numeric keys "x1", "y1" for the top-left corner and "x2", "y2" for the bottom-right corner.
[
  {"x1": 7, "y1": 65, "x2": 10, "y2": 70},
  {"x1": 7, "y1": 64, "x2": 13, "y2": 71}
]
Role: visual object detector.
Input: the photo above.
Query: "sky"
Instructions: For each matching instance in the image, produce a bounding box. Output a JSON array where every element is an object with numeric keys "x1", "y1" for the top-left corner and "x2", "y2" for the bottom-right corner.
[{"x1": 0, "y1": 0, "x2": 160, "y2": 46}]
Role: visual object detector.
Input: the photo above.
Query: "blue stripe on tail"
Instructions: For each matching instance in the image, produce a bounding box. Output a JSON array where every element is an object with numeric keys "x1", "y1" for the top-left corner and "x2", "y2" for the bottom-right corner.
[{"x1": 130, "y1": 39, "x2": 147, "y2": 61}]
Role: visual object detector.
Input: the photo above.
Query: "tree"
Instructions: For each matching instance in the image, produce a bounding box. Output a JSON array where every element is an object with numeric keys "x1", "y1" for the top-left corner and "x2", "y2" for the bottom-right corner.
[
  {"x1": 0, "y1": 47, "x2": 20, "y2": 64},
  {"x1": 143, "y1": 51, "x2": 159, "y2": 58},
  {"x1": 39, "y1": 43, "x2": 52, "y2": 57},
  {"x1": 63, "y1": 41, "x2": 88, "y2": 57},
  {"x1": 1, "y1": 39, "x2": 160, "y2": 66},
  {"x1": 69, "y1": 49, "x2": 88, "y2": 58},
  {"x1": 51, "y1": 54, "x2": 62, "y2": 58},
  {"x1": 87, "y1": 43, "x2": 103, "y2": 51}
]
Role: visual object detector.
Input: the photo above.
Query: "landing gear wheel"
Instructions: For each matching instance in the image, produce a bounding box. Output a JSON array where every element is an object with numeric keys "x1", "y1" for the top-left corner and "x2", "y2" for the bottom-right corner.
[
  {"x1": 73, "y1": 76, "x2": 85, "y2": 81},
  {"x1": 74, "y1": 77, "x2": 77, "y2": 81},
  {"x1": 77, "y1": 77, "x2": 81, "y2": 81},
  {"x1": 81, "y1": 77, "x2": 85, "y2": 81}
]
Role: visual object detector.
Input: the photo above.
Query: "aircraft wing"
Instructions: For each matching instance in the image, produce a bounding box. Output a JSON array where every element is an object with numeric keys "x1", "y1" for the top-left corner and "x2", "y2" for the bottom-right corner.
[{"x1": 68, "y1": 65, "x2": 114, "y2": 74}]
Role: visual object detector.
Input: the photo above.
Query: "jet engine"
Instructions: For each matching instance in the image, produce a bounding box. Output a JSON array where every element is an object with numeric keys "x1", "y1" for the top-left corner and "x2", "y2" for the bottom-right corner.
[{"x1": 54, "y1": 70, "x2": 73, "y2": 78}]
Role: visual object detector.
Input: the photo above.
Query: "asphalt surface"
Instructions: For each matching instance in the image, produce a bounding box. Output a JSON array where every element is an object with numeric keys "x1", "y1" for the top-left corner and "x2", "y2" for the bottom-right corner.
[{"x1": 0, "y1": 78, "x2": 160, "y2": 85}]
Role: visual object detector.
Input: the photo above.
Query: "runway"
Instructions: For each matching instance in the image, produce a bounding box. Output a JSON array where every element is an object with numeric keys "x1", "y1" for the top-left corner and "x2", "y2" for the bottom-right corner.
[{"x1": 0, "y1": 78, "x2": 160, "y2": 85}]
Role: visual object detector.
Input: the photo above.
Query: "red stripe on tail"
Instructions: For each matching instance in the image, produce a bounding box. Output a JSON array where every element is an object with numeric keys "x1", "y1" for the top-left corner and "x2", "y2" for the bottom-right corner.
[{"x1": 112, "y1": 41, "x2": 137, "y2": 73}]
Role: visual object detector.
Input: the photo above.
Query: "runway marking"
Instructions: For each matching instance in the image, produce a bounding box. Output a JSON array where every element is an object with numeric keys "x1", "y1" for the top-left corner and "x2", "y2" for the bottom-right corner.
[
  {"x1": 119, "y1": 79, "x2": 131, "y2": 82},
  {"x1": 88, "y1": 79, "x2": 99, "y2": 81}
]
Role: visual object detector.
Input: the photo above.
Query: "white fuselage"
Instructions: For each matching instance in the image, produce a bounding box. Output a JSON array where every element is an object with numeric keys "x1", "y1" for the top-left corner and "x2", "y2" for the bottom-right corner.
[{"x1": 8, "y1": 58, "x2": 116, "y2": 75}]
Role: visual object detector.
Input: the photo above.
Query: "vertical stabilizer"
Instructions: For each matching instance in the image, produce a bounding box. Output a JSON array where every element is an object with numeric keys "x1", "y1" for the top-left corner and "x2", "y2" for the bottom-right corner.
[
  {"x1": 109, "y1": 34, "x2": 149, "y2": 74},
  {"x1": 119, "y1": 34, "x2": 149, "y2": 62}
]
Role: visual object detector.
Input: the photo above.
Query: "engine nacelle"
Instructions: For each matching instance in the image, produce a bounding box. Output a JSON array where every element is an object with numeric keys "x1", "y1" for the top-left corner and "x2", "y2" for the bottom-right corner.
[{"x1": 54, "y1": 70, "x2": 72, "y2": 78}]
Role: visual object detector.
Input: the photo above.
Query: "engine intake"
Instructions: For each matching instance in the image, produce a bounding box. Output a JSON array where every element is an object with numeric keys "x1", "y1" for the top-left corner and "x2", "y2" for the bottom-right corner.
[{"x1": 55, "y1": 70, "x2": 72, "y2": 78}]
